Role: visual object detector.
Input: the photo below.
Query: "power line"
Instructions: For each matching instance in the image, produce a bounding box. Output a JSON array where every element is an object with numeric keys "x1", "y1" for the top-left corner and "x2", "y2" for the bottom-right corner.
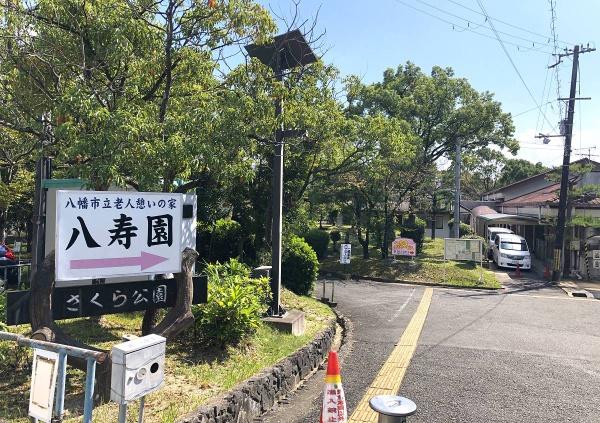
[
  {"x1": 392, "y1": 0, "x2": 554, "y2": 54},
  {"x1": 476, "y1": 0, "x2": 558, "y2": 133},
  {"x1": 414, "y1": 0, "x2": 558, "y2": 49},
  {"x1": 512, "y1": 100, "x2": 556, "y2": 117},
  {"x1": 548, "y1": 0, "x2": 564, "y2": 118},
  {"x1": 447, "y1": 0, "x2": 573, "y2": 46}
]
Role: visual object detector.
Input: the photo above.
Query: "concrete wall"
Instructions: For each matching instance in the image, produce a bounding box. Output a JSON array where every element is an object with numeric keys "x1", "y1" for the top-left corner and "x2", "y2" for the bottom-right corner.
[{"x1": 177, "y1": 321, "x2": 337, "y2": 423}]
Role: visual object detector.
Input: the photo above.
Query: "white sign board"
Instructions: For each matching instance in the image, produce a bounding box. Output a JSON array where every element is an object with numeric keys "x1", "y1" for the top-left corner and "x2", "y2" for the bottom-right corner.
[
  {"x1": 340, "y1": 244, "x2": 351, "y2": 264},
  {"x1": 593, "y1": 259, "x2": 600, "y2": 270},
  {"x1": 392, "y1": 237, "x2": 416, "y2": 257},
  {"x1": 29, "y1": 349, "x2": 59, "y2": 423},
  {"x1": 593, "y1": 250, "x2": 600, "y2": 260},
  {"x1": 13, "y1": 241, "x2": 22, "y2": 253},
  {"x1": 444, "y1": 238, "x2": 482, "y2": 262},
  {"x1": 56, "y1": 191, "x2": 183, "y2": 281}
]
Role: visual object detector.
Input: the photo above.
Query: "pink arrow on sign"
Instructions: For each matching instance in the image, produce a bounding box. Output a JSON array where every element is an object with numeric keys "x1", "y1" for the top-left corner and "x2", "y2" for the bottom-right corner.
[{"x1": 70, "y1": 251, "x2": 169, "y2": 271}]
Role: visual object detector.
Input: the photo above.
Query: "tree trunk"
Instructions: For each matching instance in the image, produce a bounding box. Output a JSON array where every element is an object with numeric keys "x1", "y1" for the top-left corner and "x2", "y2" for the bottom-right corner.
[
  {"x1": 381, "y1": 196, "x2": 389, "y2": 259},
  {"x1": 151, "y1": 248, "x2": 198, "y2": 339},
  {"x1": 431, "y1": 194, "x2": 437, "y2": 240},
  {"x1": 0, "y1": 210, "x2": 7, "y2": 243}
]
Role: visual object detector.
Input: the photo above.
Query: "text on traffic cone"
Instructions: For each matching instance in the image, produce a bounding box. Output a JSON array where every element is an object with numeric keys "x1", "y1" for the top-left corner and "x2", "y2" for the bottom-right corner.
[{"x1": 320, "y1": 351, "x2": 347, "y2": 423}]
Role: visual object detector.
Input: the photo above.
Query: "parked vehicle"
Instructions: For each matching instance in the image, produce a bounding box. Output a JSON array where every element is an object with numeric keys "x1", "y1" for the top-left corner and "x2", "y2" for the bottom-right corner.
[
  {"x1": 486, "y1": 227, "x2": 514, "y2": 259},
  {"x1": 492, "y1": 233, "x2": 531, "y2": 270}
]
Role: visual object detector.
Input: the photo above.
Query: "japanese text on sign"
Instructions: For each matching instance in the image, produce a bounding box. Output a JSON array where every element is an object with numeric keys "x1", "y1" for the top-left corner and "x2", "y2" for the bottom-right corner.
[
  {"x1": 444, "y1": 238, "x2": 482, "y2": 262},
  {"x1": 56, "y1": 191, "x2": 183, "y2": 281},
  {"x1": 340, "y1": 244, "x2": 351, "y2": 264},
  {"x1": 392, "y1": 237, "x2": 416, "y2": 257}
]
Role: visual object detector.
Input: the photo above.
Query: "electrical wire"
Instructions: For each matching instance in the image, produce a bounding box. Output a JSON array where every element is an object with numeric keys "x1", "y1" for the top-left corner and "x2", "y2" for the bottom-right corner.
[
  {"x1": 415, "y1": 0, "x2": 558, "y2": 49},
  {"x1": 476, "y1": 0, "x2": 558, "y2": 133},
  {"x1": 447, "y1": 0, "x2": 573, "y2": 46},
  {"x1": 392, "y1": 0, "x2": 554, "y2": 54},
  {"x1": 535, "y1": 59, "x2": 552, "y2": 135},
  {"x1": 548, "y1": 0, "x2": 564, "y2": 118}
]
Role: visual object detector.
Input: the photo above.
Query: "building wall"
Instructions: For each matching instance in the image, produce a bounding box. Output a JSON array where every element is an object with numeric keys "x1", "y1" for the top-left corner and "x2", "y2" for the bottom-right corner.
[{"x1": 424, "y1": 213, "x2": 450, "y2": 239}]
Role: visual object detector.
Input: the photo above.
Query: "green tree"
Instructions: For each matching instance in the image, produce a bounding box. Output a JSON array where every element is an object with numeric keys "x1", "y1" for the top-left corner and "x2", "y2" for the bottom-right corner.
[{"x1": 496, "y1": 158, "x2": 547, "y2": 188}]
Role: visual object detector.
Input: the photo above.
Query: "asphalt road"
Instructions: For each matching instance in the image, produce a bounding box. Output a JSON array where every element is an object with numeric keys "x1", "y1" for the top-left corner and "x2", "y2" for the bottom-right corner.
[{"x1": 261, "y1": 274, "x2": 600, "y2": 422}]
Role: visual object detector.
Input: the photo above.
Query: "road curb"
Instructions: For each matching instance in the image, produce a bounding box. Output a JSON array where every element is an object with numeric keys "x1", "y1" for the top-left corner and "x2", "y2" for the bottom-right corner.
[
  {"x1": 319, "y1": 271, "x2": 501, "y2": 291},
  {"x1": 177, "y1": 314, "x2": 339, "y2": 423}
]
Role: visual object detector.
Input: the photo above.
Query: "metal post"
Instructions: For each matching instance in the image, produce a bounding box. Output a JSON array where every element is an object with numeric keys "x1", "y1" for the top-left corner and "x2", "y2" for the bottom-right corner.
[
  {"x1": 269, "y1": 48, "x2": 284, "y2": 317},
  {"x1": 82, "y1": 358, "x2": 96, "y2": 423},
  {"x1": 53, "y1": 349, "x2": 67, "y2": 421},
  {"x1": 330, "y1": 279, "x2": 335, "y2": 303},
  {"x1": 138, "y1": 396, "x2": 145, "y2": 423},
  {"x1": 453, "y1": 139, "x2": 461, "y2": 239},
  {"x1": 118, "y1": 403, "x2": 128, "y2": 423},
  {"x1": 369, "y1": 395, "x2": 417, "y2": 422}
]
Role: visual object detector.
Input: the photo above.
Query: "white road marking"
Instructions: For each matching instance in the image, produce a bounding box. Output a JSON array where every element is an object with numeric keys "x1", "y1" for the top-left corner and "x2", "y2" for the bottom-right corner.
[{"x1": 388, "y1": 288, "x2": 415, "y2": 322}]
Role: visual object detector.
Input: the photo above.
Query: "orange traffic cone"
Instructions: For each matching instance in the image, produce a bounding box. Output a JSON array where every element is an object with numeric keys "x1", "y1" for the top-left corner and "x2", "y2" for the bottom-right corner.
[
  {"x1": 515, "y1": 263, "x2": 521, "y2": 278},
  {"x1": 320, "y1": 351, "x2": 347, "y2": 423},
  {"x1": 543, "y1": 264, "x2": 551, "y2": 280}
]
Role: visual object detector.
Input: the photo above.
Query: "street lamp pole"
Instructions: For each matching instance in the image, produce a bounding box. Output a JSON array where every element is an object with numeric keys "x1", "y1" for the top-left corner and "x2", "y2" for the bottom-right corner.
[
  {"x1": 271, "y1": 48, "x2": 284, "y2": 316},
  {"x1": 246, "y1": 30, "x2": 317, "y2": 317}
]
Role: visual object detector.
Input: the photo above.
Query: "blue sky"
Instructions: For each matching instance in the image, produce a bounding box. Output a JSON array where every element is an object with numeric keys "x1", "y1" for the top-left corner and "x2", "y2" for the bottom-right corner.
[{"x1": 259, "y1": 0, "x2": 600, "y2": 167}]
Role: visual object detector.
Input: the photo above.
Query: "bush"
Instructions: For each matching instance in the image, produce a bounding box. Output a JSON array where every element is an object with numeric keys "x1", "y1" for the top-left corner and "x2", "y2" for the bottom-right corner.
[
  {"x1": 400, "y1": 214, "x2": 426, "y2": 253},
  {"x1": 209, "y1": 219, "x2": 243, "y2": 263},
  {"x1": 194, "y1": 259, "x2": 271, "y2": 346},
  {"x1": 282, "y1": 236, "x2": 319, "y2": 295},
  {"x1": 303, "y1": 228, "x2": 330, "y2": 260},
  {"x1": 330, "y1": 231, "x2": 341, "y2": 252},
  {"x1": 449, "y1": 219, "x2": 475, "y2": 237}
]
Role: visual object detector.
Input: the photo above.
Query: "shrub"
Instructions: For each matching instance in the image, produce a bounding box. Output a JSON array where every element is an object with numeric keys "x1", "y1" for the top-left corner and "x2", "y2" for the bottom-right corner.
[
  {"x1": 303, "y1": 228, "x2": 330, "y2": 260},
  {"x1": 449, "y1": 219, "x2": 475, "y2": 238},
  {"x1": 330, "y1": 231, "x2": 341, "y2": 252},
  {"x1": 282, "y1": 236, "x2": 319, "y2": 295},
  {"x1": 209, "y1": 219, "x2": 243, "y2": 263},
  {"x1": 194, "y1": 259, "x2": 271, "y2": 346},
  {"x1": 400, "y1": 214, "x2": 426, "y2": 253}
]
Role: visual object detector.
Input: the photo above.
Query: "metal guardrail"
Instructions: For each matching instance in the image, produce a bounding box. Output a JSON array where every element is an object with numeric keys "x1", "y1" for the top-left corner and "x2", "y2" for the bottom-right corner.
[
  {"x1": 0, "y1": 331, "x2": 106, "y2": 423},
  {"x1": 0, "y1": 261, "x2": 31, "y2": 289}
]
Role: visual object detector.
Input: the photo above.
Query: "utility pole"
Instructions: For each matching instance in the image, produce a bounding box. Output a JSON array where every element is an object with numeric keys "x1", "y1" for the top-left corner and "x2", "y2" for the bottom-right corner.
[
  {"x1": 547, "y1": 44, "x2": 595, "y2": 282},
  {"x1": 453, "y1": 139, "x2": 461, "y2": 238}
]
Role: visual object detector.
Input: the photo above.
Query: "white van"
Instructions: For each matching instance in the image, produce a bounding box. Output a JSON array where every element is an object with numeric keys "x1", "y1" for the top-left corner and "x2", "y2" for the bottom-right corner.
[
  {"x1": 492, "y1": 233, "x2": 531, "y2": 270},
  {"x1": 486, "y1": 227, "x2": 514, "y2": 258}
]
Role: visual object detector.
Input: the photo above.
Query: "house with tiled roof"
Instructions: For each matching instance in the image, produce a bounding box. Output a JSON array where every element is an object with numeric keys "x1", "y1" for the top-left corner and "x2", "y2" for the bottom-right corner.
[{"x1": 476, "y1": 158, "x2": 600, "y2": 279}]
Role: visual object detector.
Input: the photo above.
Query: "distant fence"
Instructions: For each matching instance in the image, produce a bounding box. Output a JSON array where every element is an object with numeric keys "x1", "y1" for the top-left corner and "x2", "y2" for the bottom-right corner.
[{"x1": 0, "y1": 261, "x2": 32, "y2": 289}]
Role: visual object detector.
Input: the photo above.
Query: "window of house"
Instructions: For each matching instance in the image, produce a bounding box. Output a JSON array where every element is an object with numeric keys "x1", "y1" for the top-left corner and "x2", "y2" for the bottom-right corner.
[{"x1": 435, "y1": 215, "x2": 444, "y2": 229}]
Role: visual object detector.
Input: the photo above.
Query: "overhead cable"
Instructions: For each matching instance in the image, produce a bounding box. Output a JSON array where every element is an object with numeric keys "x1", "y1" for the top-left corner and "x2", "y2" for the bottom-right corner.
[
  {"x1": 476, "y1": 0, "x2": 558, "y2": 133},
  {"x1": 393, "y1": 0, "x2": 554, "y2": 54},
  {"x1": 447, "y1": 0, "x2": 573, "y2": 46}
]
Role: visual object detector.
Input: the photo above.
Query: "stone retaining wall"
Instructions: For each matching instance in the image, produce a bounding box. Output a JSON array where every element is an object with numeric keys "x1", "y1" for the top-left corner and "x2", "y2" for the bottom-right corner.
[{"x1": 178, "y1": 319, "x2": 336, "y2": 423}]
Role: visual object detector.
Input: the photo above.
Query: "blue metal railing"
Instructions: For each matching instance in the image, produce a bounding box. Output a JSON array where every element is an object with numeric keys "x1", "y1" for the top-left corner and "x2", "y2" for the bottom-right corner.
[{"x1": 0, "y1": 331, "x2": 106, "y2": 422}]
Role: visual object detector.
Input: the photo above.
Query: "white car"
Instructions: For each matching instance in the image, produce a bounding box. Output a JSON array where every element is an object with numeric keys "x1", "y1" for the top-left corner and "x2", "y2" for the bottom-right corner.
[
  {"x1": 486, "y1": 227, "x2": 514, "y2": 259},
  {"x1": 492, "y1": 233, "x2": 531, "y2": 270}
]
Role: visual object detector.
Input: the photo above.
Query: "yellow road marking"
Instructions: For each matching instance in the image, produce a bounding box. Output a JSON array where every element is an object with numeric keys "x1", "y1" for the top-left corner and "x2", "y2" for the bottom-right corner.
[{"x1": 349, "y1": 288, "x2": 433, "y2": 423}]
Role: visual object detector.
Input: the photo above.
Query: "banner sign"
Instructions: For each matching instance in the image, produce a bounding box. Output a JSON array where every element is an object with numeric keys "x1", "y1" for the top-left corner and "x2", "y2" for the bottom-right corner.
[
  {"x1": 340, "y1": 244, "x2": 351, "y2": 264},
  {"x1": 444, "y1": 238, "x2": 482, "y2": 262},
  {"x1": 55, "y1": 191, "x2": 183, "y2": 281},
  {"x1": 392, "y1": 238, "x2": 416, "y2": 257},
  {"x1": 6, "y1": 276, "x2": 207, "y2": 325}
]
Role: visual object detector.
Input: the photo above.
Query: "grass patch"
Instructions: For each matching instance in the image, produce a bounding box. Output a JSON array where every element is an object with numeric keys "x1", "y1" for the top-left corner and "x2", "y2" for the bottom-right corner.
[
  {"x1": 0, "y1": 289, "x2": 334, "y2": 423},
  {"x1": 321, "y1": 238, "x2": 500, "y2": 289}
]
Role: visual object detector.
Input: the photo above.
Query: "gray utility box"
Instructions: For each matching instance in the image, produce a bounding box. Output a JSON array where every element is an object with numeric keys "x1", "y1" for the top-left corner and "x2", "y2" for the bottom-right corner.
[{"x1": 110, "y1": 334, "x2": 166, "y2": 404}]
